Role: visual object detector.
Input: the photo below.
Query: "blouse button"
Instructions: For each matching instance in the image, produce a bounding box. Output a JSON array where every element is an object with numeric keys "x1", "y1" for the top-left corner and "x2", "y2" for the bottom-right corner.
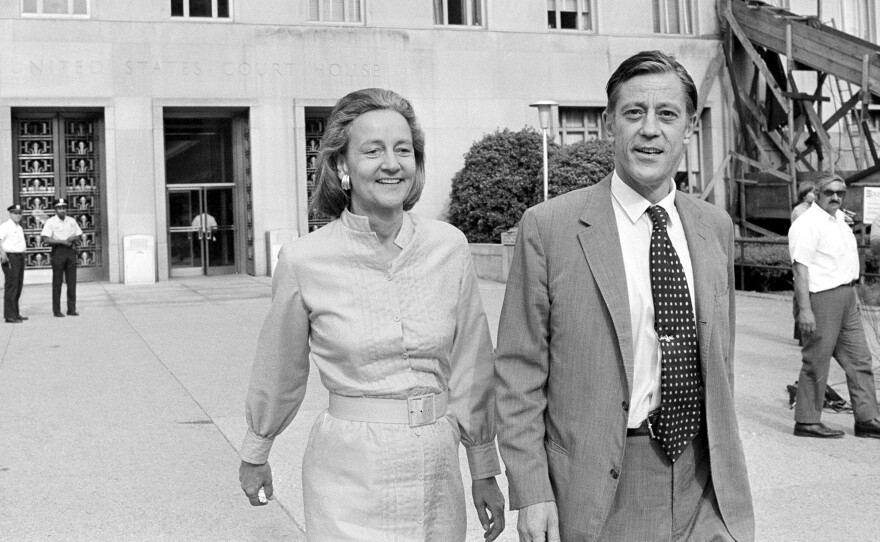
[
  {"x1": 610, "y1": 468, "x2": 619, "y2": 479},
  {"x1": 386, "y1": 273, "x2": 393, "y2": 281},
  {"x1": 402, "y1": 352, "x2": 409, "y2": 360},
  {"x1": 393, "y1": 316, "x2": 401, "y2": 322},
  {"x1": 417, "y1": 472, "x2": 424, "y2": 480}
]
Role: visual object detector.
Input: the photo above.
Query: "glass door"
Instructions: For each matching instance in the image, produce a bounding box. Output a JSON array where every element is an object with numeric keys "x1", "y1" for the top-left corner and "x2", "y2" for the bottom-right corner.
[{"x1": 168, "y1": 186, "x2": 235, "y2": 276}]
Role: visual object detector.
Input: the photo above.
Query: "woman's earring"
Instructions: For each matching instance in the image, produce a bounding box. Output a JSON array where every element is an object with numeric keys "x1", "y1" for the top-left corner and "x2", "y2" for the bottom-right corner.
[{"x1": 341, "y1": 173, "x2": 351, "y2": 191}]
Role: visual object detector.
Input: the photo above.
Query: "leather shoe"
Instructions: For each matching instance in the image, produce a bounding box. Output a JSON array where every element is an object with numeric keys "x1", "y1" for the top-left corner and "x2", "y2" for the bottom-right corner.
[
  {"x1": 67, "y1": 311, "x2": 79, "y2": 316},
  {"x1": 4, "y1": 318, "x2": 21, "y2": 323},
  {"x1": 794, "y1": 422, "x2": 844, "y2": 439},
  {"x1": 53, "y1": 312, "x2": 65, "y2": 318},
  {"x1": 855, "y1": 418, "x2": 880, "y2": 439},
  {"x1": 16, "y1": 315, "x2": 28, "y2": 320}
]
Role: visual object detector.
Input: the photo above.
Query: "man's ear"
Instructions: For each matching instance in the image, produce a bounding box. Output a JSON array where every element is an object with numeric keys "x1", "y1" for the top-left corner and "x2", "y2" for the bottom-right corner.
[
  {"x1": 602, "y1": 109, "x2": 614, "y2": 138},
  {"x1": 683, "y1": 113, "x2": 697, "y2": 144}
]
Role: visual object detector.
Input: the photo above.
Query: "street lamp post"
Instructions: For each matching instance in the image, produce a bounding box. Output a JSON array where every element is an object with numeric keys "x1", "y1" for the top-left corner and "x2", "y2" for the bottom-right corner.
[{"x1": 530, "y1": 100, "x2": 557, "y2": 202}]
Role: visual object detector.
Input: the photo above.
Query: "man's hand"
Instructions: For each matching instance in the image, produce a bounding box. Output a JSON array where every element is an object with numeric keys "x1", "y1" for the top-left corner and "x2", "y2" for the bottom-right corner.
[
  {"x1": 471, "y1": 477, "x2": 505, "y2": 541},
  {"x1": 797, "y1": 307, "x2": 816, "y2": 336},
  {"x1": 239, "y1": 460, "x2": 274, "y2": 506},
  {"x1": 517, "y1": 501, "x2": 560, "y2": 542}
]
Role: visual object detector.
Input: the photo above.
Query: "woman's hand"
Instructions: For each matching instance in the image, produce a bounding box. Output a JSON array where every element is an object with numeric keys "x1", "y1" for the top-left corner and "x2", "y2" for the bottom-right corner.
[
  {"x1": 472, "y1": 476, "x2": 505, "y2": 541},
  {"x1": 239, "y1": 460, "x2": 274, "y2": 506}
]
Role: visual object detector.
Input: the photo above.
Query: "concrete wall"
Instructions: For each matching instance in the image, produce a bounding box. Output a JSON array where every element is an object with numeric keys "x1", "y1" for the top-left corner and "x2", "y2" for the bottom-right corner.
[{"x1": 0, "y1": 1, "x2": 728, "y2": 282}]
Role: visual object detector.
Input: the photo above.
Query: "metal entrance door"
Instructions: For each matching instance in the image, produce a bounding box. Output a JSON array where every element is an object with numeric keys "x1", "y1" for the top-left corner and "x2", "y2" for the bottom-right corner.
[{"x1": 168, "y1": 185, "x2": 236, "y2": 276}]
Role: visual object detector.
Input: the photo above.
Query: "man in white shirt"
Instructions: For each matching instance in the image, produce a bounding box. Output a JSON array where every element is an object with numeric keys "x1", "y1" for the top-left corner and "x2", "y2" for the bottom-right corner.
[
  {"x1": 789, "y1": 173, "x2": 880, "y2": 439},
  {"x1": 496, "y1": 51, "x2": 754, "y2": 541},
  {"x1": 0, "y1": 204, "x2": 28, "y2": 323},
  {"x1": 41, "y1": 198, "x2": 83, "y2": 317}
]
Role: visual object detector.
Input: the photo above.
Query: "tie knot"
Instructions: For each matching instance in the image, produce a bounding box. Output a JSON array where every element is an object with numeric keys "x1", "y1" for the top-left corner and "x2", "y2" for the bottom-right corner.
[{"x1": 647, "y1": 205, "x2": 669, "y2": 230}]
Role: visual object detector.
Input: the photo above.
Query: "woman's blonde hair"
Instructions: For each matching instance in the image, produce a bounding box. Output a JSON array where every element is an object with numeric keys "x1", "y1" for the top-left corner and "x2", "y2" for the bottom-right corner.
[{"x1": 309, "y1": 88, "x2": 426, "y2": 218}]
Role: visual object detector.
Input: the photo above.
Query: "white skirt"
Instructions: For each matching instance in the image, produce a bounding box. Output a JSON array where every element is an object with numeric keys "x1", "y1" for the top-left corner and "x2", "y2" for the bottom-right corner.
[{"x1": 302, "y1": 409, "x2": 466, "y2": 541}]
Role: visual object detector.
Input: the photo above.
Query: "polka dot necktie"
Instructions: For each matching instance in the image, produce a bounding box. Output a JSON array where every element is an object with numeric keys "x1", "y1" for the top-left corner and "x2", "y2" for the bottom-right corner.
[{"x1": 647, "y1": 205, "x2": 703, "y2": 463}]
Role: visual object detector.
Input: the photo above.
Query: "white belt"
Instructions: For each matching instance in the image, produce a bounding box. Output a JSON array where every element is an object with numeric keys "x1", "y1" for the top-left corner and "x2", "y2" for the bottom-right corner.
[{"x1": 329, "y1": 391, "x2": 447, "y2": 428}]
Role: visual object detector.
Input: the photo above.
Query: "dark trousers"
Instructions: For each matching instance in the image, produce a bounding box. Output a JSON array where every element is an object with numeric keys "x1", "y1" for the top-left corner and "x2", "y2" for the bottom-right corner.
[
  {"x1": 600, "y1": 428, "x2": 734, "y2": 541},
  {"x1": 2, "y1": 253, "x2": 25, "y2": 319},
  {"x1": 796, "y1": 285, "x2": 880, "y2": 423},
  {"x1": 51, "y1": 246, "x2": 77, "y2": 314}
]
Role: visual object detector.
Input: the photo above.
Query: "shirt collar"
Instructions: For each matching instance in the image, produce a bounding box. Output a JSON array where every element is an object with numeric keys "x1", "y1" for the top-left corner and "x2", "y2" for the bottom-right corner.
[
  {"x1": 340, "y1": 207, "x2": 414, "y2": 249},
  {"x1": 806, "y1": 202, "x2": 844, "y2": 223},
  {"x1": 610, "y1": 171, "x2": 678, "y2": 226}
]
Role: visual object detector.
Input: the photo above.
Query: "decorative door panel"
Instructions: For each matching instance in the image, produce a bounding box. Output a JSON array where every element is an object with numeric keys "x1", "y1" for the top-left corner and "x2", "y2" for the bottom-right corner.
[
  {"x1": 13, "y1": 115, "x2": 102, "y2": 272},
  {"x1": 305, "y1": 112, "x2": 331, "y2": 232}
]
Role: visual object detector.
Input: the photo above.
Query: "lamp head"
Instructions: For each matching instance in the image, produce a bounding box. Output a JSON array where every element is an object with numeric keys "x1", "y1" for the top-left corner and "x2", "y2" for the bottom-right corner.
[{"x1": 530, "y1": 100, "x2": 558, "y2": 130}]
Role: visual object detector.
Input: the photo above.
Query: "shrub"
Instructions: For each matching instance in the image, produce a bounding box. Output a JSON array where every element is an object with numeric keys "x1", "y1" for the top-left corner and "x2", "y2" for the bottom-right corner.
[
  {"x1": 447, "y1": 129, "x2": 615, "y2": 243},
  {"x1": 549, "y1": 139, "x2": 615, "y2": 197},
  {"x1": 734, "y1": 238, "x2": 792, "y2": 292},
  {"x1": 447, "y1": 128, "x2": 549, "y2": 244}
]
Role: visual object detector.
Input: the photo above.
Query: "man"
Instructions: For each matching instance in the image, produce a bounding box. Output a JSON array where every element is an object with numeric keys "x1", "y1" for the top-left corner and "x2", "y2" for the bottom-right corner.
[
  {"x1": 788, "y1": 173, "x2": 880, "y2": 439},
  {"x1": 495, "y1": 51, "x2": 755, "y2": 541},
  {"x1": 0, "y1": 204, "x2": 28, "y2": 323},
  {"x1": 41, "y1": 198, "x2": 82, "y2": 317}
]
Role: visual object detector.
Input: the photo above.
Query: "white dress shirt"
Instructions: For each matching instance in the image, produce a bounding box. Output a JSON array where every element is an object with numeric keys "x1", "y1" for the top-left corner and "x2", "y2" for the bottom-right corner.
[
  {"x1": 40, "y1": 215, "x2": 83, "y2": 242},
  {"x1": 0, "y1": 219, "x2": 26, "y2": 253},
  {"x1": 788, "y1": 203, "x2": 859, "y2": 293},
  {"x1": 610, "y1": 172, "x2": 696, "y2": 428}
]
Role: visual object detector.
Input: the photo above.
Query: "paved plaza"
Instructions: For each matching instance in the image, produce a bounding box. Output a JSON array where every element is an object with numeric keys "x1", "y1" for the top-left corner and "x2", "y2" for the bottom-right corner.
[{"x1": 1, "y1": 276, "x2": 879, "y2": 541}]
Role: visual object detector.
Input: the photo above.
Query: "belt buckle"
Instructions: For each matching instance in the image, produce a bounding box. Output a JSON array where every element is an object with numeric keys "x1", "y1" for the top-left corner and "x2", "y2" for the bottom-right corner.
[{"x1": 407, "y1": 393, "x2": 437, "y2": 427}]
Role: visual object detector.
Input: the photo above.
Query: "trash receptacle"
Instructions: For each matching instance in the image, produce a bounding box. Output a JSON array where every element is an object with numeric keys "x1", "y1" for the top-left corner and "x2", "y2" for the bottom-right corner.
[
  {"x1": 123, "y1": 235, "x2": 155, "y2": 284},
  {"x1": 267, "y1": 230, "x2": 298, "y2": 276}
]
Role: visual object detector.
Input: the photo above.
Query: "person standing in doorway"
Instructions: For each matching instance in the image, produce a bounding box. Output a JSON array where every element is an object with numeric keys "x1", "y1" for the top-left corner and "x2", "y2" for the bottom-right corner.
[
  {"x1": 0, "y1": 204, "x2": 28, "y2": 323},
  {"x1": 41, "y1": 198, "x2": 82, "y2": 317}
]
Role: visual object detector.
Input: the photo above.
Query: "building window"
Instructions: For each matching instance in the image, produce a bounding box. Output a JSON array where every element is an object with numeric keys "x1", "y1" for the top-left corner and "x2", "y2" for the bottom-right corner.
[
  {"x1": 547, "y1": 0, "x2": 593, "y2": 31},
  {"x1": 308, "y1": 0, "x2": 362, "y2": 23},
  {"x1": 21, "y1": 0, "x2": 89, "y2": 16},
  {"x1": 558, "y1": 107, "x2": 605, "y2": 145},
  {"x1": 171, "y1": 0, "x2": 230, "y2": 18},
  {"x1": 434, "y1": 0, "x2": 483, "y2": 26},
  {"x1": 653, "y1": 0, "x2": 693, "y2": 34}
]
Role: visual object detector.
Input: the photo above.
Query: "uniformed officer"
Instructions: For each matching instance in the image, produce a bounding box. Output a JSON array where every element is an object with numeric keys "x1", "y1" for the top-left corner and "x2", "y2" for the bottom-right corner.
[
  {"x1": 0, "y1": 204, "x2": 27, "y2": 323},
  {"x1": 41, "y1": 198, "x2": 82, "y2": 317}
]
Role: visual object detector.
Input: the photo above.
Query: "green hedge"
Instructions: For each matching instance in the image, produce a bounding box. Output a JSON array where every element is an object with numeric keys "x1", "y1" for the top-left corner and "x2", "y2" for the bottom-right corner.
[
  {"x1": 735, "y1": 238, "x2": 792, "y2": 292},
  {"x1": 447, "y1": 128, "x2": 615, "y2": 243}
]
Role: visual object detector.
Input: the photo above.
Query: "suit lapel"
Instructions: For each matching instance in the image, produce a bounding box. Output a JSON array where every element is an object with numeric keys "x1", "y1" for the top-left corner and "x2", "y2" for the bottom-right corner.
[
  {"x1": 676, "y1": 194, "x2": 713, "y2": 380},
  {"x1": 577, "y1": 177, "x2": 635, "y2": 394}
]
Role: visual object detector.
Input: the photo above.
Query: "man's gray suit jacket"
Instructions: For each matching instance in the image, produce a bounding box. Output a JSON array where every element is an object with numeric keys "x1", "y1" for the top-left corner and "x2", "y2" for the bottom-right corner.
[{"x1": 495, "y1": 176, "x2": 755, "y2": 541}]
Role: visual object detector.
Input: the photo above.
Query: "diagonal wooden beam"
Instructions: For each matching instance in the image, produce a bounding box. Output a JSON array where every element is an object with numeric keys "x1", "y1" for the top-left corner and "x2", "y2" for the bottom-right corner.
[
  {"x1": 822, "y1": 90, "x2": 861, "y2": 132},
  {"x1": 724, "y1": 5, "x2": 791, "y2": 116},
  {"x1": 699, "y1": 154, "x2": 732, "y2": 201},
  {"x1": 729, "y1": 151, "x2": 791, "y2": 182},
  {"x1": 788, "y1": 75, "x2": 833, "y2": 161},
  {"x1": 695, "y1": 47, "x2": 725, "y2": 119}
]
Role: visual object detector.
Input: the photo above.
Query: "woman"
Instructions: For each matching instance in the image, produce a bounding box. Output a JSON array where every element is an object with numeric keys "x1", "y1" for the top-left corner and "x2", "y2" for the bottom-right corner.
[
  {"x1": 791, "y1": 180, "x2": 816, "y2": 223},
  {"x1": 239, "y1": 88, "x2": 505, "y2": 541}
]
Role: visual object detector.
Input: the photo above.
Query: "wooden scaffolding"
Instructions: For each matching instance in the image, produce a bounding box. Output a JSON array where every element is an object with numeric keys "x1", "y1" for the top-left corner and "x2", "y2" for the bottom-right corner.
[{"x1": 720, "y1": 0, "x2": 880, "y2": 236}]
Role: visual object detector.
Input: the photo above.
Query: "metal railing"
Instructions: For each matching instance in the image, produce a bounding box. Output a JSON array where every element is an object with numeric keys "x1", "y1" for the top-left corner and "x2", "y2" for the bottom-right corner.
[{"x1": 734, "y1": 237, "x2": 880, "y2": 289}]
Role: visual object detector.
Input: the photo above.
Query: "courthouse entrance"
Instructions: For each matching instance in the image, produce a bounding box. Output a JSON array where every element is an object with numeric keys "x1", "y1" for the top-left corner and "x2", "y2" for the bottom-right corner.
[{"x1": 164, "y1": 112, "x2": 253, "y2": 277}]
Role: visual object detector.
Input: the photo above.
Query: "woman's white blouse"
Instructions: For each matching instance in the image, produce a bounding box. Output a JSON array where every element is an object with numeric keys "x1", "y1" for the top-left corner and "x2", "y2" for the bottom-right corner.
[{"x1": 241, "y1": 209, "x2": 500, "y2": 479}]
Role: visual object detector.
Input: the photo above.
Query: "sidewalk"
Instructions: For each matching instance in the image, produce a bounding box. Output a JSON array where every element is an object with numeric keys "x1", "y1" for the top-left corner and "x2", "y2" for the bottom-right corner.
[{"x1": 0, "y1": 277, "x2": 878, "y2": 541}]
